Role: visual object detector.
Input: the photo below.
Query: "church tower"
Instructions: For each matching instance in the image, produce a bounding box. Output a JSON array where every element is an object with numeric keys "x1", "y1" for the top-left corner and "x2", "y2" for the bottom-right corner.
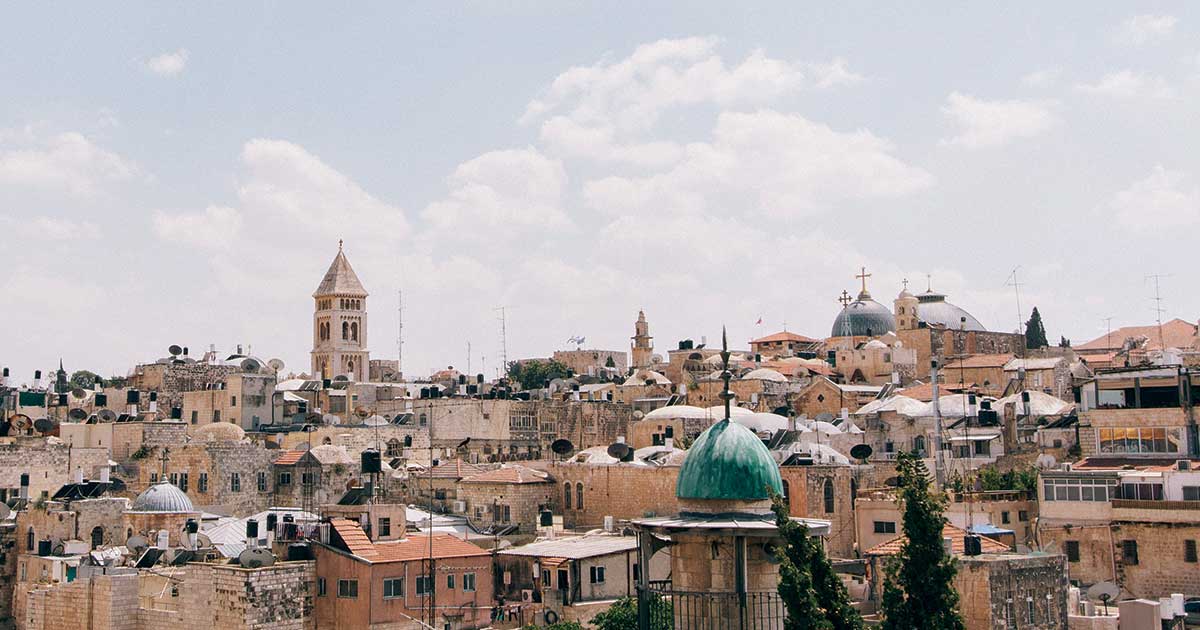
[
  {"x1": 631, "y1": 310, "x2": 654, "y2": 369},
  {"x1": 894, "y1": 280, "x2": 920, "y2": 331},
  {"x1": 311, "y1": 241, "x2": 370, "y2": 382}
]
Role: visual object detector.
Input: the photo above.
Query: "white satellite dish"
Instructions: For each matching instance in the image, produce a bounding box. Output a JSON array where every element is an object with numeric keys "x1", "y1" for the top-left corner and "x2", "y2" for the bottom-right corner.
[
  {"x1": 322, "y1": 413, "x2": 341, "y2": 426},
  {"x1": 126, "y1": 534, "x2": 148, "y2": 555},
  {"x1": 1035, "y1": 453, "x2": 1057, "y2": 469},
  {"x1": 267, "y1": 358, "x2": 285, "y2": 372},
  {"x1": 238, "y1": 547, "x2": 275, "y2": 568}
]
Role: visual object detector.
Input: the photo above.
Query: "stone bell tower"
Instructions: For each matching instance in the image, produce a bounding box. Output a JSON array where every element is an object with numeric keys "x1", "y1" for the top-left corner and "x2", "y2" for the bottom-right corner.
[{"x1": 311, "y1": 241, "x2": 370, "y2": 382}]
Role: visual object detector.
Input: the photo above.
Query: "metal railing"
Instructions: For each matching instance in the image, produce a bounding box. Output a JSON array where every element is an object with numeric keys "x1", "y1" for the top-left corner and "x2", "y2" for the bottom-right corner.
[{"x1": 641, "y1": 582, "x2": 785, "y2": 630}]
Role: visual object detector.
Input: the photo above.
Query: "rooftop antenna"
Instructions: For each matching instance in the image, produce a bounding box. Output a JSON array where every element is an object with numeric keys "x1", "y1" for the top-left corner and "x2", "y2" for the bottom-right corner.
[
  {"x1": 1004, "y1": 267, "x2": 1024, "y2": 337},
  {"x1": 397, "y1": 289, "x2": 404, "y2": 377},
  {"x1": 1102, "y1": 317, "x2": 1114, "y2": 351},
  {"x1": 1146, "y1": 274, "x2": 1170, "y2": 350},
  {"x1": 495, "y1": 306, "x2": 509, "y2": 373},
  {"x1": 466, "y1": 341, "x2": 471, "y2": 377}
]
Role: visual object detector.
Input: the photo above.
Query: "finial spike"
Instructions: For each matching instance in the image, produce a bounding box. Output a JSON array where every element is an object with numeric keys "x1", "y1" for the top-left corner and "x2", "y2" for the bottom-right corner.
[{"x1": 338, "y1": 239, "x2": 343, "y2": 251}]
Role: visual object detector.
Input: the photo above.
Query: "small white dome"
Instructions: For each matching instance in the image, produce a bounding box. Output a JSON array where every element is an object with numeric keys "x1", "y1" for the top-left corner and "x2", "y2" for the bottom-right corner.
[
  {"x1": 195, "y1": 422, "x2": 246, "y2": 443},
  {"x1": 742, "y1": 368, "x2": 788, "y2": 383},
  {"x1": 130, "y1": 482, "x2": 195, "y2": 513}
]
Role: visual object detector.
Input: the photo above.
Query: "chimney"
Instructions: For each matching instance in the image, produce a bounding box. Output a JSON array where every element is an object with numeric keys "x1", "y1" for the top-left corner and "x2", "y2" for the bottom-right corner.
[
  {"x1": 33, "y1": 370, "x2": 42, "y2": 389},
  {"x1": 246, "y1": 519, "x2": 259, "y2": 548}
]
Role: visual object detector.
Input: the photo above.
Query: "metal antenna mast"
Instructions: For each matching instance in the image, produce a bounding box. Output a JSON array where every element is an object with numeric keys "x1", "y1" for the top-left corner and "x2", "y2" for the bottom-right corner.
[
  {"x1": 1004, "y1": 267, "x2": 1024, "y2": 336},
  {"x1": 397, "y1": 289, "x2": 404, "y2": 377},
  {"x1": 1146, "y1": 274, "x2": 1170, "y2": 350},
  {"x1": 494, "y1": 306, "x2": 509, "y2": 374},
  {"x1": 1102, "y1": 317, "x2": 1114, "y2": 351}
]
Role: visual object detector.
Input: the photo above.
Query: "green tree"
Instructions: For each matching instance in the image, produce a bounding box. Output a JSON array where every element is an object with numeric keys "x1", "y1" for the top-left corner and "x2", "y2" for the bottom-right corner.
[
  {"x1": 1058, "y1": 336, "x2": 1071, "y2": 348},
  {"x1": 771, "y1": 491, "x2": 864, "y2": 630},
  {"x1": 68, "y1": 370, "x2": 100, "y2": 390},
  {"x1": 881, "y1": 453, "x2": 965, "y2": 630},
  {"x1": 605, "y1": 356, "x2": 617, "y2": 368},
  {"x1": 591, "y1": 596, "x2": 671, "y2": 630},
  {"x1": 1024, "y1": 307, "x2": 1048, "y2": 350},
  {"x1": 506, "y1": 359, "x2": 571, "y2": 390}
]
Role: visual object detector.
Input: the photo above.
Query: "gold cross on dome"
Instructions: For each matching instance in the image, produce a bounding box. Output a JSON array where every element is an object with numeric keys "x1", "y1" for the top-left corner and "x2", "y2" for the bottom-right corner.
[{"x1": 856, "y1": 266, "x2": 871, "y2": 293}]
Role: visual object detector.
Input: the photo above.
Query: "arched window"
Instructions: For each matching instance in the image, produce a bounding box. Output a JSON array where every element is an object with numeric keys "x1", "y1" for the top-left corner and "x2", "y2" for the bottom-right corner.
[
  {"x1": 26, "y1": 527, "x2": 34, "y2": 551},
  {"x1": 850, "y1": 479, "x2": 858, "y2": 510},
  {"x1": 823, "y1": 478, "x2": 835, "y2": 514},
  {"x1": 404, "y1": 435, "x2": 413, "y2": 447},
  {"x1": 90, "y1": 526, "x2": 104, "y2": 549},
  {"x1": 913, "y1": 436, "x2": 926, "y2": 455},
  {"x1": 350, "y1": 322, "x2": 359, "y2": 342},
  {"x1": 781, "y1": 479, "x2": 791, "y2": 509},
  {"x1": 342, "y1": 321, "x2": 349, "y2": 340},
  {"x1": 576, "y1": 482, "x2": 584, "y2": 510},
  {"x1": 563, "y1": 482, "x2": 572, "y2": 509},
  {"x1": 322, "y1": 437, "x2": 332, "y2": 445}
]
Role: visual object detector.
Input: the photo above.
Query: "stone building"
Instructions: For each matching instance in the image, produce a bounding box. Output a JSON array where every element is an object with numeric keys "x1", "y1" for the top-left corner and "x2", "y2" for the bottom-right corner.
[
  {"x1": 273, "y1": 445, "x2": 363, "y2": 510},
  {"x1": 631, "y1": 310, "x2": 655, "y2": 370},
  {"x1": 939, "y1": 354, "x2": 1015, "y2": 395},
  {"x1": 833, "y1": 334, "x2": 917, "y2": 386},
  {"x1": 408, "y1": 459, "x2": 488, "y2": 513},
  {"x1": 178, "y1": 372, "x2": 278, "y2": 431},
  {"x1": 313, "y1": 519, "x2": 492, "y2": 630},
  {"x1": 129, "y1": 360, "x2": 241, "y2": 418},
  {"x1": 791, "y1": 376, "x2": 882, "y2": 419},
  {"x1": 748, "y1": 331, "x2": 823, "y2": 359},
  {"x1": 456, "y1": 464, "x2": 554, "y2": 533},
  {"x1": 551, "y1": 348, "x2": 628, "y2": 377},
  {"x1": 59, "y1": 421, "x2": 188, "y2": 464},
  {"x1": 0, "y1": 439, "x2": 110, "y2": 503},
  {"x1": 311, "y1": 241, "x2": 370, "y2": 382}
]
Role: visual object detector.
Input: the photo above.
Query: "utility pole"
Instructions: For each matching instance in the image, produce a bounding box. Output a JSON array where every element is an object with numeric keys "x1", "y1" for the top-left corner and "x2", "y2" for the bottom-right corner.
[
  {"x1": 931, "y1": 360, "x2": 945, "y2": 490},
  {"x1": 467, "y1": 341, "x2": 472, "y2": 376}
]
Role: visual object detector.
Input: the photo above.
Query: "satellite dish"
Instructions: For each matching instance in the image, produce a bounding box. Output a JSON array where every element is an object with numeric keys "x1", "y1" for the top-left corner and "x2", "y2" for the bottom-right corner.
[
  {"x1": 333, "y1": 375, "x2": 349, "y2": 382},
  {"x1": 126, "y1": 535, "x2": 148, "y2": 555},
  {"x1": 168, "y1": 344, "x2": 183, "y2": 356},
  {"x1": 551, "y1": 439, "x2": 575, "y2": 456},
  {"x1": 68, "y1": 408, "x2": 88, "y2": 421},
  {"x1": 606, "y1": 442, "x2": 632, "y2": 461},
  {"x1": 849, "y1": 444, "x2": 874, "y2": 461},
  {"x1": 0, "y1": 503, "x2": 11, "y2": 520},
  {"x1": 355, "y1": 406, "x2": 370, "y2": 418},
  {"x1": 52, "y1": 542, "x2": 66, "y2": 556},
  {"x1": 70, "y1": 388, "x2": 87, "y2": 399},
  {"x1": 267, "y1": 358, "x2": 285, "y2": 371},
  {"x1": 264, "y1": 440, "x2": 280, "y2": 450},
  {"x1": 238, "y1": 547, "x2": 275, "y2": 569},
  {"x1": 322, "y1": 413, "x2": 341, "y2": 426},
  {"x1": 98, "y1": 409, "x2": 117, "y2": 422},
  {"x1": 1087, "y1": 582, "x2": 1119, "y2": 602},
  {"x1": 1035, "y1": 453, "x2": 1057, "y2": 469},
  {"x1": 633, "y1": 410, "x2": 644, "y2": 420},
  {"x1": 240, "y1": 358, "x2": 262, "y2": 373},
  {"x1": 196, "y1": 533, "x2": 213, "y2": 548},
  {"x1": 33, "y1": 418, "x2": 55, "y2": 434},
  {"x1": 304, "y1": 412, "x2": 323, "y2": 424},
  {"x1": 11, "y1": 414, "x2": 32, "y2": 431}
]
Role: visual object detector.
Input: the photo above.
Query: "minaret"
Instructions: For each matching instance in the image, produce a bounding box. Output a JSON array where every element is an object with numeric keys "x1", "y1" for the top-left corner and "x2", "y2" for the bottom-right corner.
[
  {"x1": 631, "y1": 310, "x2": 653, "y2": 369},
  {"x1": 55, "y1": 359, "x2": 68, "y2": 394},
  {"x1": 311, "y1": 241, "x2": 370, "y2": 382},
  {"x1": 894, "y1": 278, "x2": 920, "y2": 331}
]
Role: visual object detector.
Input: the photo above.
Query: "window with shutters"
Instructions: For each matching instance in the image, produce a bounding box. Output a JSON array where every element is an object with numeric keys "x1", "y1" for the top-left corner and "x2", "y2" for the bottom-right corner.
[
  {"x1": 257, "y1": 471, "x2": 267, "y2": 492},
  {"x1": 463, "y1": 572, "x2": 476, "y2": 592},
  {"x1": 1186, "y1": 540, "x2": 1198, "y2": 563},
  {"x1": 198, "y1": 473, "x2": 208, "y2": 493},
  {"x1": 230, "y1": 473, "x2": 241, "y2": 492},
  {"x1": 1065, "y1": 541, "x2": 1080, "y2": 562}
]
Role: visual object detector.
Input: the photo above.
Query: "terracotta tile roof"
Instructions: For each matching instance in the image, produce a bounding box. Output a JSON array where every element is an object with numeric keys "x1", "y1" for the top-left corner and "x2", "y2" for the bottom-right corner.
[
  {"x1": 751, "y1": 331, "x2": 820, "y2": 344},
  {"x1": 330, "y1": 517, "x2": 378, "y2": 558},
  {"x1": 1076, "y1": 318, "x2": 1197, "y2": 352},
  {"x1": 1079, "y1": 352, "x2": 1117, "y2": 368},
  {"x1": 274, "y1": 449, "x2": 305, "y2": 466},
  {"x1": 460, "y1": 464, "x2": 552, "y2": 485},
  {"x1": 865, "y1": 523, "x2": 1010, "y2": 557},
  {"x1": 421, "y1": 460, "x2": 488, "y2": 480},
  {"x1": 942, "y1": 353, "x2": 1014, "y2": 369},
  {"x1": 371, "y1": 534, "x2": 490, "y2": 563}
]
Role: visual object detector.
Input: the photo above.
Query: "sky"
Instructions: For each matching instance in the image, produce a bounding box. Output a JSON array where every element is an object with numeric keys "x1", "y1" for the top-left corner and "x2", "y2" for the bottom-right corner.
[{"x1": 2, "y1": 3, "x2": 1198, "y2": 383}]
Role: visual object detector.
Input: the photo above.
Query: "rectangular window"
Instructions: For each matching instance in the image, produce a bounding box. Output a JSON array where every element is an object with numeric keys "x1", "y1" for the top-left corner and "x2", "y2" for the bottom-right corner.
[
  {"x1": 1183, "y1": 486, "x2": 1200, "y2": 501},
  {"x1": 178, "y1": 473, "x2": 188, "y2": 492},
  {"x1": 302, "y1": 471, "x2": 316, "y2": 486},
  {"x1": 1186, "y1": 540, "x2": 1198, "y2": 563},
  {"x1": 1018, "y1": 510, "x2": 1028, "y2": 522},
  {"x1": 150, "y1": 472, "x2": 158, "y2": 484},
  {"x1": 379, "y1": 518, "x2": 391, "y2": 537},
  {"x1": 463, "y1": 572, "x2": 476, "y2": 592},
  {"x1": 873, "y1": 521, "x2": 896, "y2": 534},
  {"x1": 231, "y1": 395, "x2": 237, "y2": 407},
  {"x1": 973, "y1": 440, "x2": 990, "y2": 456},
  {"x1": 230, "y1": 472, "x2": 241, "y2": 492},
  {"x1": 278, "y1": 472, "x2": 292, "y2": 486},
  {"x1": 503, "y1": 505, "x2": 511, "y2": 523},
  {"x1": 169, "y1": 472, "x2": 178, "y2": 486},
  {"x1": 317, "y1": 577, "x2": 327, "y2": 596},
  {"x1": 1042, "y1": 477, "x2": 1115, "y2": 502},
  {"x1": 214, "y1": 410, "x2": 221, "y2": 422},
  {"x1": 1122, "y1": 540, "x2": 1139, "y2": 565},
  {"x1": 446, "y1": 574, "x2": 455, "y2": 589},
  {"x1": 1065, "y1": 540, "x2": 1080, "y2": 562},
  {"x1": 337, "y1": 579, "x2": 358, "y2": 598},
  {"x1": 1001, "y1": 511, "x2": 1010, "y2": 524},
  {"x1": 590, "y1": 566, "x2": 606, "y2": 584},
  {"x1": 190, "y1": 410, "x2": 198, "y2": 424},
  {"x1": 416, "y1": 575, "x2": 433, "y2": 596},
  {"x1": 383, "y1": 577, "x2": 405, "y2": 599},
  {"x1": 257, "y1": 471, "x2": 267, "y2": 492},
  {"x1": 198, "y1": 473, "x2": 208, "y2": 493}
]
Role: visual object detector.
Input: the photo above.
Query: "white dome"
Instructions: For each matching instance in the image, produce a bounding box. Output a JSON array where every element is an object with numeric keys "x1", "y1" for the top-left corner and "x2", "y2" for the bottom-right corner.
[
  {"x1": 623, "y1": 369, "x2": 672, "y2": 386},
  {"x1": 643, "y1": 405, "x2": 712, "y2": 420},
  {"x1": 913, "y1": 394, "x2": 997, "y2": 418},
  {"x1": 194, "y1": 422, "x2": 246, "y2": 443},
  {"x1": 705, "y1": 405, "x2": 754, "y2": 418},
  {"x1": 742, "y1": 368, "x2": 788, "y2": 383},
  {"x1": 308, "y1": 444, "x2": 354, "y2": 465},
  {"x1": 810, "y1": 421, "x2": 843, "y2": 434},
  {"x1": 855, "y1": 395, "x2": 925, "y2": 416},
  {"x1": 734, "y1": 412, "x2": 790, "y2": 433},
  {"x1": 863, "y1": 339, "x2": 888, "y2": 350},
  {"x1": 130, "y1": 482, "x2": 195, "y2": 513}
]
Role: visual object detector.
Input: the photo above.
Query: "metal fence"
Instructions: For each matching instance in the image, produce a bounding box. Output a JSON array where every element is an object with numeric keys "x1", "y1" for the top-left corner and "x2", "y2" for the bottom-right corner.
[{"x1": 642, "y1": 583, "x2": 785, "y2": 630}]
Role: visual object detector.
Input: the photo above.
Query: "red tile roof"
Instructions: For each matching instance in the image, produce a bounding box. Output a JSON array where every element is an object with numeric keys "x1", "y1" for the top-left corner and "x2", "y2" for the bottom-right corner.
[
  {"x1": 422, "y1": 460, "x2": 487, "y2": 480},
  {"x1": 328, "y1": 518, "x2": 489, "y2": 563},
  {"x1": 460, "y1": 464, "x2": 552, "y2": 485},
  {"x1": 942, "y1": 353, "x2": 1015, "y2": 369},
  {"x1": 274, "y1": 449, "x2": 305, "y2": 466},
  {"x1": 751, "y1": 331, "x2": 820, "y2": 344},
  {"x1": 865, "y1": 523, "x2": 1010, "y2": 557},
  {"x1": 1076, "y1": 318, "x2": 1197, "y2": 352}
]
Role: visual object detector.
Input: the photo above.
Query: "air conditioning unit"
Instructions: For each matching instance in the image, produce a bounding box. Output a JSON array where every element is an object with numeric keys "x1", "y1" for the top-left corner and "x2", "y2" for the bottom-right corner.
[
  {"x1": 452, "y1": 501, "x2": 466, "y2": 513},
  {"x1": 1178, "y1": 460, "x2": 1191, "y2": 471},
  {"x1": 1059, "y1": 463, "x2": 1072, "y2": 471},
  {"x1": 521, "y1": 589, "x2": 534, "y2": 603},
  {"x1": 603, "y1": 515, "x2": 615, "y2": 532}
]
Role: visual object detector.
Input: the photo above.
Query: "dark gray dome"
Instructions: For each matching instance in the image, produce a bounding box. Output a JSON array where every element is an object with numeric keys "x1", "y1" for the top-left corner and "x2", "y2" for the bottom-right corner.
[
  {"x1": 916, "y1": 291, "x2": 986, "y2": 332},
  {"x1": 831, "y1": 294, "x2": 897, "y2": 337},
  {"x1": 130, "y1": 481, "x2": 195, "y2": 513}
]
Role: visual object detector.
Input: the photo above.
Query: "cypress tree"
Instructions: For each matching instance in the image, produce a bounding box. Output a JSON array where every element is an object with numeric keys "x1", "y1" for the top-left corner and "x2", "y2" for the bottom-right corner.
[
  {"x1": 1024, "y1": 307, "x2": 1048, "y2": 349},
  {"x1": 771, "y1": 492, "x2": 863, "y2": 630},
  {"x1": 880, "y1": 454, "x2": 964, "y2": 630}
]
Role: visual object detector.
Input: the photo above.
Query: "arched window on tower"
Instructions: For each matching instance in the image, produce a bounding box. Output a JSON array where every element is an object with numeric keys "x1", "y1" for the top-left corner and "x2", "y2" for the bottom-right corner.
[
  {"x1": 576, "y1": 482, "x2": 584, "y2": 510},
  {"x1": 823, "y1": 478, "x2": 835, "y2": 514},
  {"x1": 351, "y1": 322, "x2": 359, "y2": 342},
  {"x1": 563, "y1": 482, "x2": 572, "y2": 510},
  {"x1": 342, "y1": 321, "x2": 349, "y2": 340},
  {"x1": 90, "y1": 526, "x2": 104, "y2": 549},
  {"x1": 26, "y1": 527, "x2": 34, "y2": 551}
]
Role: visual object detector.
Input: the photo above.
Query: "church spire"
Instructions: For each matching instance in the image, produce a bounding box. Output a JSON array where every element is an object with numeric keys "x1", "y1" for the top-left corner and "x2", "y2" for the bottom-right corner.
[{"x1": 313, "y1": 242, "x2": 368, "y2": 297}]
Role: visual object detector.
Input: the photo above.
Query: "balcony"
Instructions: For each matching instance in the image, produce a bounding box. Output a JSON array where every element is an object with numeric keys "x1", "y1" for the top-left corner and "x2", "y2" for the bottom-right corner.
[
  {"x1": 1111, "y1": 499, "x2": 1200, "y2": 511},
  {"x1": 640, "y1": 580, "x2": 785, "y2": 630}
]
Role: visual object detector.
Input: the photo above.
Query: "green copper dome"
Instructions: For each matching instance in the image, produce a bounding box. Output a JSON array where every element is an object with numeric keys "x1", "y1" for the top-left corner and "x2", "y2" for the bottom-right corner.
[{"x1": 676, "y1": 419, "x2": 783, "y2": 501}]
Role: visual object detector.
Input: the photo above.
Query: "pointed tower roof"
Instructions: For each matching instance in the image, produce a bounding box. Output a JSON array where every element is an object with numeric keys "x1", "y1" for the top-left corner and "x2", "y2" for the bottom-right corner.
[{"x1": 313, "y1": 241, "x2": 368, "y2": 297}]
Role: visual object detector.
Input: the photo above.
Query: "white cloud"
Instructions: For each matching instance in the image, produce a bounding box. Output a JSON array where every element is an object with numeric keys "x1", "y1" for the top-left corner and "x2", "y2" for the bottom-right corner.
[
  {"x1": 0, "y1": 215, "x2": 100, "y2": 241},
  {"x1": 152, "y1": 205, "x2": 243, "y2": 248},
  {"x1": 1076, "y1": 70, "x2": 1175, "y2": 99},
  {"x1": 940, "y1": 92, "x2": 1057, "y2": 148},
  {"x1": 1113, "y1": 14, "x2": 1177, "y2": 46},
  {"x1": 0, "y1": 131, "x2": 140, "y2": 197},
  {"x1": 583, "y1": 110, "x2": 932, "y2": 218},
  {"x1": 144, "y1": 49, "x2": 189, "y2": 77},
  {"x1": 1021, "y1": 67, "x2": 1061, "y2": 88},
  {"x1": 807, "y1": 57, "x2": 864, "y2": 89},
  {"x1": 422, "y1": 147, "x2": 569, "y2": 235},
  {"x1": 1109, "y1": 165, "x2": 1199, "y2": 229}
]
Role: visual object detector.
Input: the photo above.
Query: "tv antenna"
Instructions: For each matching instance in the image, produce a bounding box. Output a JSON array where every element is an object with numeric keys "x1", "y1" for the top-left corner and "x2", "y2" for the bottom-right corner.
[
  {"x1": 1004, "y1": 267, "x2": 1024, "y2": 336},
  {"x1": 494, "y1": 306, "x2": 510, "y2": 372},
  {"x1": 1101, "y1": 317, "x2": 1114, "y2": 351},
  {"x1": 1145, "y1": 274, "x2": 1170, "y2": 350},
  {"x1": 397, "y1": 289, "x2": 404, "y2": 376}
]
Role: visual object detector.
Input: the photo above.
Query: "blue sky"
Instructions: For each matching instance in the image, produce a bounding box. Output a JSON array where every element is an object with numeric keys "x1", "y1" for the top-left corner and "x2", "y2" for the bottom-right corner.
[{"x1": 2, "y1": 3, "x2": 1198, "y2": 382}]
